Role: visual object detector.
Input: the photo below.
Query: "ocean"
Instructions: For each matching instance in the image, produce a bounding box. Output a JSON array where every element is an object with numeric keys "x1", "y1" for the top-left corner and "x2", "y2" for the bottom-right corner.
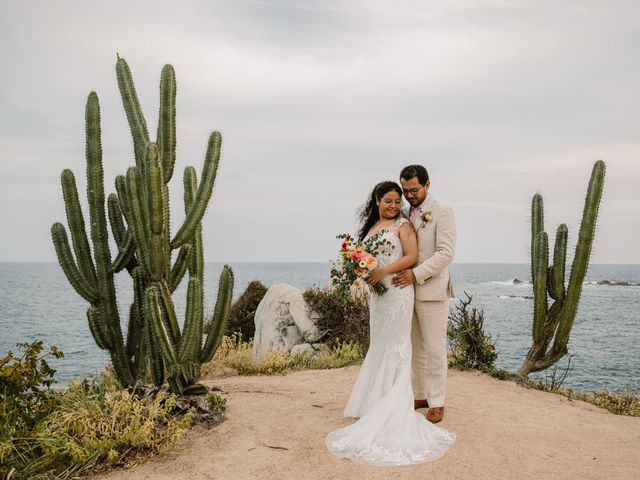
[{"x1": 1, "y1": 262, "x2": 638, "y2": 393}]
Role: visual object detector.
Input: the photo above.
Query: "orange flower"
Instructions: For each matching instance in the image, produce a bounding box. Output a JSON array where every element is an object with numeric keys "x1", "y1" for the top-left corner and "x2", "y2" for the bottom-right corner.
[{"x1": 365, "y1": 255, "x2": 377, "y2": 270}]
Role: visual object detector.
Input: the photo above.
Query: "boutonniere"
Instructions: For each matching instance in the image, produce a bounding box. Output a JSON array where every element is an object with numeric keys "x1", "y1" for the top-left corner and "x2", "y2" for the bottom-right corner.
[{"x1": 418, "y1": 210, "x2": 432, "y2": 229}]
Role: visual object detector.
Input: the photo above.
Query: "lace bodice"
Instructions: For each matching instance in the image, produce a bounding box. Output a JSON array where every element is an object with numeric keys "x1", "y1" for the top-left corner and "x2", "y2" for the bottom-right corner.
[{"x1": 365, "y1": 217, "x2": 408, "y2": 271}]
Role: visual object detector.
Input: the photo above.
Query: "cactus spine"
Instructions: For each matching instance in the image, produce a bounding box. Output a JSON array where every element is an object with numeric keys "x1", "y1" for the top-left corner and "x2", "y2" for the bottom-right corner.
[
  {"x1": 52, "y1": 57, "x2": 234, "y2": 394},
  {"x1": 518, "y1": 161, "x2": 606, "y2": 377}
]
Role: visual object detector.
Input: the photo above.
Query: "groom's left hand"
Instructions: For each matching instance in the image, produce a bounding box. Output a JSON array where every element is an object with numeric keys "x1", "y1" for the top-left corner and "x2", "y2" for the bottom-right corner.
[{"x1": 392, "y1": 269, "x2": 416, "y2": 288}]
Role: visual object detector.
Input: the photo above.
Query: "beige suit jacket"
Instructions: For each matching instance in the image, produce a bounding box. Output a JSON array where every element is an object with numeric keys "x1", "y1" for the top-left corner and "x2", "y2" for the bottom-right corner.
[{"x1": 407, "y1": 195, "x2": 456, "y2": 301}]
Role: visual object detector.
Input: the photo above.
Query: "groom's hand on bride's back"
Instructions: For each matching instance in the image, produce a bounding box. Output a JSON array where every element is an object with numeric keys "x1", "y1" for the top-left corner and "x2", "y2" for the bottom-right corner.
[{"x1": 392, "y1": 269, "x2": 416, "y2": 288}]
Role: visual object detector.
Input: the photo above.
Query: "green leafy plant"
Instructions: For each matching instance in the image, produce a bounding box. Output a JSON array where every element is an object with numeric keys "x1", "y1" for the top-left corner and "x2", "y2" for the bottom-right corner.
[
  {"x1": 447, "y1": 293, "x2": 497, "y2": 370},
  {"x1": 1, "y1": 350, "x2": 193, "y2": 480},
  {"x1": 224, "y1": 280, "x2": 268, "y2": 341},
  {"x1": 302, "y1": 287, "x2": 370, "y2": 352},
  {"x1": 0, "y1": 341, "x2": 63, "y2": 426}
]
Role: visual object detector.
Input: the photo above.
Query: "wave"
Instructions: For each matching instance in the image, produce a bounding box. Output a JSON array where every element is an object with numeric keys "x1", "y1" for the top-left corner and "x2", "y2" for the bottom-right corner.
[
  {"x1": 491, "y1": 278, "x2": 639, "y2": 287},
  {"x1": 585, "y1": 280, "x2": 640, "y2": 287},
  {"x1": 498, "y1": 294, "x2": 533, "y2": 301},
  {"x1": 490, "y1": 278, "x2": 531, "y2": 286}
]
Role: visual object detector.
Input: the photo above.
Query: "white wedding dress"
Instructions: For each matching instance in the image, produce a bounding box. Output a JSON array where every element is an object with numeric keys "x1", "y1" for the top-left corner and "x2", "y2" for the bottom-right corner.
[{"x1": 325, "y1": 217, "x2": 455, "y2": 466}]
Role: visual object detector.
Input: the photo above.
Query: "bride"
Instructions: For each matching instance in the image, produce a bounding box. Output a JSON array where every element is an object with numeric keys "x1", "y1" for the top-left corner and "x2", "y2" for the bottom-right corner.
[{"x1": 325, "y1": 181, "x2": 455, "y2": 466}]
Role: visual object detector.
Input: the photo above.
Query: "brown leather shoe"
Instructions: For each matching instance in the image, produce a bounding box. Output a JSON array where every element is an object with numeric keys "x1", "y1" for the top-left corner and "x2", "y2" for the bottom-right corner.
[
  {"x1": 426, "y1": 407, "x2": 444, "y2": 423},
  {"x1": 414, "y1": 399, "x2": 429, "y2": 410}
]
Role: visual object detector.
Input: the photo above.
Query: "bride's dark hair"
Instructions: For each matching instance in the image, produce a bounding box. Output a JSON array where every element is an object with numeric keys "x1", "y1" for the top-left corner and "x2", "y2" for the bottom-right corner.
[{"x1": 357, "y1": 181, "x2": 403, "y2": 241}]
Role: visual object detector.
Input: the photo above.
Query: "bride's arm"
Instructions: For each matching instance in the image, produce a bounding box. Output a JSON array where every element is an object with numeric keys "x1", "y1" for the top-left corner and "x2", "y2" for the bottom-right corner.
[{"x1": 366, "y1": 223, "x2": 418, "y2": 284}]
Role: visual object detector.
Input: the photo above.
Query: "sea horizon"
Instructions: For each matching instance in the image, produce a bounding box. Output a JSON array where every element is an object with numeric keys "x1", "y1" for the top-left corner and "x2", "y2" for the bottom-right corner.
[{"x1": 1, "y1": 262, "x2": 638, "y2": 392}]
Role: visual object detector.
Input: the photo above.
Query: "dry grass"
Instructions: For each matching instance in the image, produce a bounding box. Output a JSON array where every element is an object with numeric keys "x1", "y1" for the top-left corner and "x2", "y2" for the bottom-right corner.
[{"x1": 201, "y1": 335, "x2": 363, "y2": 377}]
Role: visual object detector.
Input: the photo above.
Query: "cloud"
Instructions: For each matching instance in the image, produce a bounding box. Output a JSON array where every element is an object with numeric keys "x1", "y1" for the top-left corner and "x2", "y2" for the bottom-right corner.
[{"x1": 0, "y1": 0, "x2": 639, "y2": 263}]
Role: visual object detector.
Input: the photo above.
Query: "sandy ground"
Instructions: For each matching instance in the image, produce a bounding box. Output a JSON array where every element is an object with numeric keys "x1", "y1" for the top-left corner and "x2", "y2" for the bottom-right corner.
[{"x1": 95, "y1": 367, "x2": 640, "y2": 480}]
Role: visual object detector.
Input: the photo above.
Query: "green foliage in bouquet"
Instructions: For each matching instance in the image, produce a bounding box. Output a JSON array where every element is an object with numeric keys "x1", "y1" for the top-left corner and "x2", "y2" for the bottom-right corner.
[
  {"x1": 518, "y1": 160, "x2": 606, "y2": 377},
  {"x1": 51, "y1": 57, "x2": 234, "y2": 393}
]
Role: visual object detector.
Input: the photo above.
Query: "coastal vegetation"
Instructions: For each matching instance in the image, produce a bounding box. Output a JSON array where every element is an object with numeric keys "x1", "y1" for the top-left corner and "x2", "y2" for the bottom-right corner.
[
  {"x1": 303, "y1": 287, "x2": 370, "y2": 352},
  {"x1": 447, "y1": 293, "x2": 497, "y2": 371},
  {"x1": 202, "y1": 334, "x2": 363, "y2": 376},
  {"x1": 0, "y1": 342, "x2": 194, "y2": 479},
  {"x1": 224, "y1": 280, "x2": 268, "y2": 341},
  {"x1": 518, "y1": 161, "x2": 606, "y2": 377},
  {"x1": 50, "y1": 57, "x2": 233, "y2": 395}
]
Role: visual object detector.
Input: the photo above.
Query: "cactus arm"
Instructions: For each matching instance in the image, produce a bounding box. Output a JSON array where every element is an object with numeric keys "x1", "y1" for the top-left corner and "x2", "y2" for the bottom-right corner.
[
  {"x1": 549, "y1": 224, "x2": 568, "y2": 301},
  {"x1": 553, "y1": 160, "x2": 606, "y2": 352},
  {"x1": 201, "y1": 265, "x2": 234, "y2": 363},
  {"x1": 107, "y1": 193, "x2": 127, "y2": 249},
  {"x1": 183, "y1": 166, "x2": 203, "y2": 278},
  {"x1": 178, "y1": 278, "x2": 203, "y2": 364},
  {"x1": 145, "y1": 285, "x2": 178, "y2": 366},
  {"x1": 87, "y1": 307, "x2": 112, "y2": 350},
  {"x1": 126, "y1": 303, "x2": 139, "y2": 359},
  {"x1": 61, "y1": 169, "x2": 98, "y2": 287},
  {"x1": 85, "y1": 91, "x2": 133, "y2": 387},
  {"x1": 125, "y1": 166, "x2": 153, "y2": 276},
  {"x1": 532, "y1": 231, "x2": 549, "y2": 343},
  {"x1": 112, "y1": 232, "x2": 137, "y2": 273},
  {"x1": 51, "y1": 223, "x2": 98, "y2": 303},
  {"x1": 531, "y1": 193, "x2": 544, "y2": 271},
  {"x1": 169, "y1": 245, "x2": 191, "y2": 293},
  {"x1": 116, "y1": 57, "x2": 150, "y2": 170},
  {"x1": 159, "y1": 282, "x2": 182, "y2": 345},
  {"x1": 143, "y1": 145, "x2": 167, "y2": 281},
  {"x1": 115, "y1": 175, "x2": 132, "y2": 225},
  {"x1": 171, "y1": 131, "x2": 222, "y2": 249},
  {"x1": 157, "y1": 64, "x2": 177, "y2": 182},
  {"x1": 146, "y1": 145, "x2": 164, "y2": 235},
  {"x1": 133, "y1": 266, "x2": 163, "y2": 386},
  {"x1": 148, "y1": 321, "x2": 165, "y2": 387}
]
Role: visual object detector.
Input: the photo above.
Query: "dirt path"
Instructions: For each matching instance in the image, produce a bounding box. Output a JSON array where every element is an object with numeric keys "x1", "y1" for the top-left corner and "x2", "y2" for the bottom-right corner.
[{"x1": 96, "y1": 367, "x2": 640, "y2": 480}]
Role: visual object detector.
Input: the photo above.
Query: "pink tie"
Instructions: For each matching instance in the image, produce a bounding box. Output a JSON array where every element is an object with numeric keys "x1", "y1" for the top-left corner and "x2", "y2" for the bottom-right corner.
[{"x1": 410, "y1": 207, "x2": 420, "y2": 224}]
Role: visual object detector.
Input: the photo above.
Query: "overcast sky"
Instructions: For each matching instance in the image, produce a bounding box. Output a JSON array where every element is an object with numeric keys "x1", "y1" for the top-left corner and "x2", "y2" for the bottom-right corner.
[{"x1": 1, "y1": 0, "x2": 639, "y2": 264}]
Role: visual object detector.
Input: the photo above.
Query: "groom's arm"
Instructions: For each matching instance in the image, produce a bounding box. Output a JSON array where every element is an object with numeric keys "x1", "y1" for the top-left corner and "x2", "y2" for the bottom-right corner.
[{"x1": 412, "y1": 206, "x2": 456, "y2": 285}]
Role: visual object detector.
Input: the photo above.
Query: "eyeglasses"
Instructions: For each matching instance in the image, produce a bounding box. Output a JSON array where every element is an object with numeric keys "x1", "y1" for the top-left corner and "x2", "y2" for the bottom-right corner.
[{"x1": 402, "y1": 187, "x2": 423, "y2": 196}]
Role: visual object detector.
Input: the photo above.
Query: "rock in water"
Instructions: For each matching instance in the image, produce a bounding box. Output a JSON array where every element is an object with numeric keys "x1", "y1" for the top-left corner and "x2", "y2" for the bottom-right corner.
[{"x1": 252, "y1": 284, "x2": 322, "y2": 359}]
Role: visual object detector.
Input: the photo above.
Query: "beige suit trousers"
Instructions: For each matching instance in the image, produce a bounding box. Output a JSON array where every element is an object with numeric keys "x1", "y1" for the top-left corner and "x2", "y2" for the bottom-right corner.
[{"x1": 411, "y1": 299, "x2": 449, "y2": 407}]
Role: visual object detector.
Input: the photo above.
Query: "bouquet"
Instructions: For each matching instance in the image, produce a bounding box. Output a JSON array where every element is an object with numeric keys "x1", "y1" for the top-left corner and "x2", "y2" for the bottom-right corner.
[{"x1": 330, "y1": 232, "x2": 395, "y2": 296}]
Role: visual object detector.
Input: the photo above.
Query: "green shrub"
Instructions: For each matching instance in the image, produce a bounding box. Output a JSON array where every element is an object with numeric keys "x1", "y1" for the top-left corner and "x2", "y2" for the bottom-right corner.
[
  {"x1": 447, "y1": 292, "x2": 497, "y2": 370},
  {"x1": 303, "y1": 287, "x2": 370, "y2": 352},
  {"x1": 224, "y1": 280, "x2": 268, "y2": 341},
  {"x1": 35, "y1": 379, "x2": 191, "y2": 475},
  {"x1": 1, "y1": 341, "x2": 63, "y2": 474},
  {"x1": 0, "y1": 341, "x2": 193, "y2": 479}
]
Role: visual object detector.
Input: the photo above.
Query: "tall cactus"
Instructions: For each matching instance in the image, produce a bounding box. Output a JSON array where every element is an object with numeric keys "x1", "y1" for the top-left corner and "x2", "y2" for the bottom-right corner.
[
  {"x1": 518, "y1": 160, "x2": 606, "y2": 377},
  {"x1": 52, "y1": 57, "x2": 234, "y2": 394},
  {"x1": 115, "y1": 57, "x2": 234, "y2": 395}
]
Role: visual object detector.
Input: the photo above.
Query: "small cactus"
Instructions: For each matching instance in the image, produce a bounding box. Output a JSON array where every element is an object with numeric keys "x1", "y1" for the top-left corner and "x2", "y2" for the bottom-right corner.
[{"x1": 518, "y1": 160, "x2": 606, "y2": 377}]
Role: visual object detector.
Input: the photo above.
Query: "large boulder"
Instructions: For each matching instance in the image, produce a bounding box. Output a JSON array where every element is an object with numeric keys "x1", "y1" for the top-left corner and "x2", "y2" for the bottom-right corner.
[{"x1": 252, "y1": 283, "x2": 322, "y2": 359}]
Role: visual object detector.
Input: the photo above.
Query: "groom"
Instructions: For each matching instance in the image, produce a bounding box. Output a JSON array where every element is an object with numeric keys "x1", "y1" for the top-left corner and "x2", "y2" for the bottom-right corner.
[{"x1": 392, "y1": 165, "x2": 456, "y2": 424}]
